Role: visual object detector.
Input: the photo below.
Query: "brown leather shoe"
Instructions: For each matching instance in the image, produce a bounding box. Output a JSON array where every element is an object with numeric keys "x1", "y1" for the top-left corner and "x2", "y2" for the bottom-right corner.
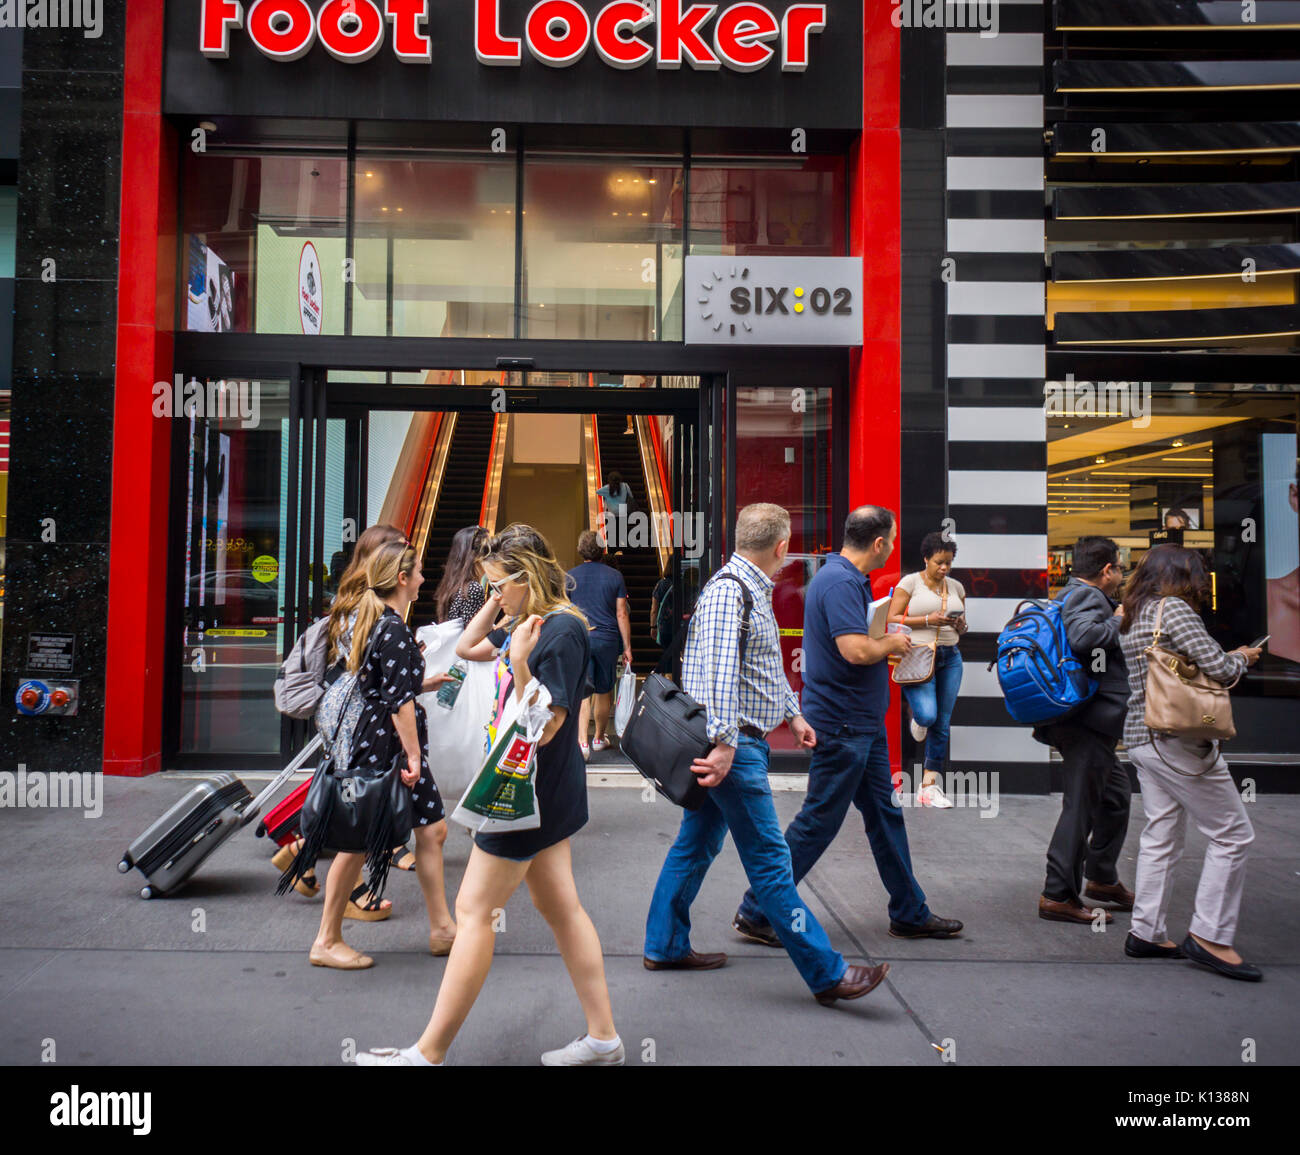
[
  {"x1": 642, "y1": 950, "x2": 727, "y2": 971},
  {"x1": 1084, "y1": 879, "x2": 1135, "y2": 910},
  {"x1": 1038, "y1": 895, "x2": 1111, "y2": 924},
  {"x1": 814, "y1": 962, "x2": 890, "y2": 1006}
]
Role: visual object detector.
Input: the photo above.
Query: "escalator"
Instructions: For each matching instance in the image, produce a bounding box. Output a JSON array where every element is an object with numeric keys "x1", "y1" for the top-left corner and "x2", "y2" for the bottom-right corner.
[
  {"x1": 409, "y1": 410, "x2": 497, "y2": 631},
  {"x1": 594, "y1": 414, "x2": 662, "y2": 673}
]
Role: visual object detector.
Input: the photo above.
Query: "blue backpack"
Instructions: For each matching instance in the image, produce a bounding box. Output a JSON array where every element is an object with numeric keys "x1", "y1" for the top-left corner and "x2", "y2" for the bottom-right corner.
[{"x1": 991, "y1": 589, "x2": 1098, "y2": 725}]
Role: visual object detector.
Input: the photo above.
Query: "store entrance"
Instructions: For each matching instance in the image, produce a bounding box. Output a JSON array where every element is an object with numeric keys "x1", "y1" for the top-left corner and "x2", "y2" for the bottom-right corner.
[{"x1": 195, "y1": 367, "x2": 713, "y2": 765}]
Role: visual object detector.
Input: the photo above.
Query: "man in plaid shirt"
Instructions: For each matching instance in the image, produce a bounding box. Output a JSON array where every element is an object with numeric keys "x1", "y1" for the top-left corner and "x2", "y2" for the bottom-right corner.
[{"x1": 643, "y1": 504, "x2": 891, "y2": 1006}]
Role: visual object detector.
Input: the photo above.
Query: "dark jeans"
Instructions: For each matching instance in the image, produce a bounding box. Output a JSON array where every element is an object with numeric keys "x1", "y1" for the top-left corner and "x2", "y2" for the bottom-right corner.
[
  {"x1": 737, "y1": 724, "x2": 932, "y2": 929},
  {"x1": 644, "y1": 736, "x2": 846, "y2": 993},
  {"x1": 1036, "y1": 722, "x2": 1132, "y2": 903}
]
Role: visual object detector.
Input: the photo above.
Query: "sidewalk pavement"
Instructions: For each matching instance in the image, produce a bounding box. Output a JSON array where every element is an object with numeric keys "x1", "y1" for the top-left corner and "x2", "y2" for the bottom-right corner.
[{"x1": 1, "y1": 769, "x2": 1296, "y2": 1066}]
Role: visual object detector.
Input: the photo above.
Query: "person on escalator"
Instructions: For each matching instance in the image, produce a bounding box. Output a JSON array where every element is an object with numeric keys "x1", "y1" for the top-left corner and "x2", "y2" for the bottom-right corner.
[
  {"x1": 567, "y1": 530, "x2": 634, "y2": 759},
  {"x1": 596, "y1": 471, "x2": 632, "y2": 551}
]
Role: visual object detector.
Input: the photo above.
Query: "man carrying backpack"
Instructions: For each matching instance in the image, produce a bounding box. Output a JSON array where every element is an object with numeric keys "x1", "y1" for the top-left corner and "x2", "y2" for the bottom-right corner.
[{"x1": 1034, "y1": 536, "x2": 1134, "y2": 925}]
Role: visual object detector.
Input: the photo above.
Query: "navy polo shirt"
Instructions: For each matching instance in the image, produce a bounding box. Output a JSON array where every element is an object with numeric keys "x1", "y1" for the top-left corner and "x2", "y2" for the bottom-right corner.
[{"x1": 799, "y1": 552, "x2": 889, "y2": 735}]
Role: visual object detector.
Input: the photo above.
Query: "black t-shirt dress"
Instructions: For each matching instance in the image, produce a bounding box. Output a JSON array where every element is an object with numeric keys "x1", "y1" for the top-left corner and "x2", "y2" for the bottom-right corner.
[{"x1": 476, "y1": 610, "x2": 591, "y2": 860}]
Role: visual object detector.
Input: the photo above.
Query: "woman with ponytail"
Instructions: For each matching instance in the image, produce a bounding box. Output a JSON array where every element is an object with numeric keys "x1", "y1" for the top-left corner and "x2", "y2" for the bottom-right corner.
[
  {"x1": 272, "y1": 523, "x2": 413, "y2": 914},
  {"x1": 356, "y1": 524, "x2": 623, "y2": 1064},
  {"x1": 297, "y1": 539, "x2": 457, "y2": 970}
]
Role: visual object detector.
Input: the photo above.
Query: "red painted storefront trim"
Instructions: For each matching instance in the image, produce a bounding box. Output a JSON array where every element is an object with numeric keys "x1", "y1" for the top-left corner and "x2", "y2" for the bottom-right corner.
[
  {"x1": 103, "y1": 0, "x2": 175, "y2": 775},
  {"x1": 851, "y1": 2, "x2": 902, "y2": 779}
]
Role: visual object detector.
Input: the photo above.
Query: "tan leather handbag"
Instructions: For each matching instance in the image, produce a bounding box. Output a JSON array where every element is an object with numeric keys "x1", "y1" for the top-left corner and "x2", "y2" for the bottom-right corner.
[
  {"x1": 1143, "y1": 598, "x2": 1239, "y2": 744},
  {"x1": 892, "y1": 583, "x2": 946, "y2": 686}
]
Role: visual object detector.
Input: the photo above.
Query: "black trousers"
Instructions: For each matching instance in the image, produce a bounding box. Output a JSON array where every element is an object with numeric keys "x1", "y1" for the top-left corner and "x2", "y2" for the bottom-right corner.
[{"x1": 1036, "y1": 722, "x2": 1132, "y2": 903}]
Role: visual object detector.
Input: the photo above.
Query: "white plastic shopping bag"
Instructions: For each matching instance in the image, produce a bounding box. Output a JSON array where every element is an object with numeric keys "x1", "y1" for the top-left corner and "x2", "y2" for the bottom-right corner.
[
  {"x1": 450, "y1": 677, "x2": 553, "y2": 834},
  {"x1": 417, "y1": 621, "x2": 497, "y2": 799},
  {"x1": 613, "y1": 663, "x2": 637, "y2": 738}
]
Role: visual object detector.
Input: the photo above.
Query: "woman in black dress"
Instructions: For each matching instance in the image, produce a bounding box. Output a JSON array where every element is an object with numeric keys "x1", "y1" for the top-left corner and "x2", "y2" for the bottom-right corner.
[
  {"x1": 306, "y1": 540, "x2": 454, "y2": 970},
  {"x1": 432, "y1": 524, "x2": 488, "y2": 623},
  {"x1": 356, "y1": 525, "x2": 623, "y2": 1065}
]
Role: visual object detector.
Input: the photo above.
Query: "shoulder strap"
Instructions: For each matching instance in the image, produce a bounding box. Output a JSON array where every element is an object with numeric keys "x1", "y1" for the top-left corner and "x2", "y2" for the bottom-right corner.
[
  {"x1": 653, "y1": 569, "x2": 754, "y2": 680},
  {"x1": 1152, "y1": 597, "x2": 1166, "y2": 645}
]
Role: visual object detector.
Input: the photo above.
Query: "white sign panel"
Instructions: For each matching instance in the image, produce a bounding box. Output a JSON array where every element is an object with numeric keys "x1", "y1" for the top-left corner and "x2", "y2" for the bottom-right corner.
[
  {"x1": 684, "y1": 256, "x2": 862, "y2": 345},
  {"x1": 299, "y1": 241, "x2": 323, "y2": 335}
]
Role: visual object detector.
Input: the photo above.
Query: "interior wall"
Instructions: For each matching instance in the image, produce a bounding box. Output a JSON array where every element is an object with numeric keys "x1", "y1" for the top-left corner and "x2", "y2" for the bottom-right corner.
[{"x1": 498, "y1": 462, "x2": 587, "y2": 571}]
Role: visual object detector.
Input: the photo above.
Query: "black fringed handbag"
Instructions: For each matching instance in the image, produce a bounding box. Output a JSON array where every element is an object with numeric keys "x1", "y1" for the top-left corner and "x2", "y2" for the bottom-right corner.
[{"x1": 276, "y1": 623, "x2": 414, "y2": 902}]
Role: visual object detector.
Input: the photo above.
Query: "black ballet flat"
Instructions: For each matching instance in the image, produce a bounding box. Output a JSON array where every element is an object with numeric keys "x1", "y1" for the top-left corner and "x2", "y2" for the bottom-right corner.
[
  {"x1": 1181, "y1": 935, "x2": 1262, "y2": 982},
  {"x1": 1124, "y1": 932, "x2": 1185, "y2": 959}
]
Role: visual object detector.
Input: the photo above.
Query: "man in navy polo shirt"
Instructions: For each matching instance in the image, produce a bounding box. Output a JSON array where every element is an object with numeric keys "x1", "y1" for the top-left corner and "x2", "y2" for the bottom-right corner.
[{"x1": 733, "y1": 505, "x2": 964, "y2": 942}]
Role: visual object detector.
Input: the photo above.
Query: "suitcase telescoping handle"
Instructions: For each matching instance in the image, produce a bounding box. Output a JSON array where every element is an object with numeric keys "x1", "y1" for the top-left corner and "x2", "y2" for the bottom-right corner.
[{"x1": 240, "y1": 733, "x2": 323, "y2": 828}]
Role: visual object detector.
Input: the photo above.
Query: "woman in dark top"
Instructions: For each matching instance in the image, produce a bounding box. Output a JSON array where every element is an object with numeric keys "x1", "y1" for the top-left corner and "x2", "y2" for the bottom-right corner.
[
  {"x1": 434, "y1": 524, "x2": 488, "y2": 623},
  {"x1": 356, "y1": 524, "x2": 623, "y2": 1067},
  {"x1": 303, "y1": 540, "x2": 456, "y2": 970}
]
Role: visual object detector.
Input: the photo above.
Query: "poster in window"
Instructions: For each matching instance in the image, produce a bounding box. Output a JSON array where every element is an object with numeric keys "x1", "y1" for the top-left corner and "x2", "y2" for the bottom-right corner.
[
  {"x1": 1262, "y1": 433, "x2": 1299, "y2": 663},
  {"x1": 186, "y1": 236, "x2": 234, "y2": 333}
]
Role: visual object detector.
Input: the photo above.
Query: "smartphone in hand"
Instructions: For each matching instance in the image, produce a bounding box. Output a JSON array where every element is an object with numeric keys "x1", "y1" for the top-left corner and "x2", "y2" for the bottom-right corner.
[{"x1": 1250, "y1": 635, "x2": 1270, "y2": 649}]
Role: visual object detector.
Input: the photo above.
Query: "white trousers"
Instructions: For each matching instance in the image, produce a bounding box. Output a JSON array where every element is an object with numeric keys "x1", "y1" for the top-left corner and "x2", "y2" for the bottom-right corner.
[{"x1": 1129, "y1": 737, "x2": 1254, "y2": 946}]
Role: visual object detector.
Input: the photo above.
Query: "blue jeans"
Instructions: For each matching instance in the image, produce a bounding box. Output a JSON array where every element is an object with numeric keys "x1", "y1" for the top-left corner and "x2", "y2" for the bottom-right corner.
[
  {"x1": 644, "y1": 736, "x2": 846, "y2": 994},
  {"x1": 737, "y1": 725, "x2": 931, "y2": 929},
  {"x1": 902, "y1": 645, "x2": 963, "y2": 774}
]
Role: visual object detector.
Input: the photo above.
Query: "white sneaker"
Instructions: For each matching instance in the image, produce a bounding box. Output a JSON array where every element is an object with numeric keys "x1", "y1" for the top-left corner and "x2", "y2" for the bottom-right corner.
[
  {"x1": 592, "y1": 736, "x2": 610, "y2": 752},
  {"x1": 580, "y1": 742, "x2": 590, "y2": 761},
  {"x1": 918, "y1": 783, "x2": 954, "y2": 809},
  {"x1": 355, "y1": 1046, "x2": 423, "y2": 1066},
  {"x1": 909, "y1": 719, "x2": 929, "y2": 743},
  {"x1": 540, "y1": 1035, "x2": 625, "y2": 1066}
]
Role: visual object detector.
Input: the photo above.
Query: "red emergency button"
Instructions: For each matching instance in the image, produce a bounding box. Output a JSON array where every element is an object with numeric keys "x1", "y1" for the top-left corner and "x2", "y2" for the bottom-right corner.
[
  {"x1": 20, "y1": 688, "x2": 41, "y2": 709},
  {"x1": 49, "y1": 689, "x2": 70, "y2": 708}
]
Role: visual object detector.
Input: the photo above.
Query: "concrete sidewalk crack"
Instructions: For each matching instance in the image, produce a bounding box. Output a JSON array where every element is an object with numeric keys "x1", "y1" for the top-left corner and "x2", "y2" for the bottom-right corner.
[
  {"x1": 802, "y1": 874, "x2": 944, "y2": 1061},
  {"x1": 0, "y1": 950, "x2": 67, "y2": 1004}
]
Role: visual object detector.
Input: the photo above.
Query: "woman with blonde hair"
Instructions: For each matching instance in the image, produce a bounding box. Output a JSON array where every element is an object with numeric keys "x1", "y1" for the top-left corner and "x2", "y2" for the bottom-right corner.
[
  {"x1": 356, "y1": 524, "x2": 623, "y2": 1064},
  {"x1": 273, "y1": 524, "x2": 413, "y2": 914},
  {"x1": 283, "y1": 538, "x2": 457, "y2": 969}
]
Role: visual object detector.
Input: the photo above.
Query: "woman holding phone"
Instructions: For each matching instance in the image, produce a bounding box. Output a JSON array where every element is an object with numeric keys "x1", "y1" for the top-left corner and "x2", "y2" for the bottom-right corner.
[
  {"x1": 355, "y1": 524, "x2": 622, "y2": 1065},
  {"x1": 888, "y1": 532, "x2": 969, "y2": 807},
  {"x1": 1119, "y1": 545, "x2": 1263, "y2": 981}
]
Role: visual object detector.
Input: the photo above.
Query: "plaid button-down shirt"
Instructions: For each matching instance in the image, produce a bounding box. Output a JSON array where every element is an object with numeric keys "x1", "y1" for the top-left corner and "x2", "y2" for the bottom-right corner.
[
  {"x1": 1119, "y1": 595, "x2": 1248, "y2": 750},
  {"x1": 681, "y1": 553, "x2": 802, "y2": 747}
]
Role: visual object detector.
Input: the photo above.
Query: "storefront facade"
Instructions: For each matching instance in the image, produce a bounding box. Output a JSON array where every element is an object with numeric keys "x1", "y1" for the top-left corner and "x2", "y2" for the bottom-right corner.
[{"x1": 1, "y1": 2, "x2": 1296, "y2": 788}]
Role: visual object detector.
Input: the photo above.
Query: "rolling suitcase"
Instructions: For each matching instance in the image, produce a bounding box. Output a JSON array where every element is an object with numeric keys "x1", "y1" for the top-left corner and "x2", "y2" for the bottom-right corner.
[
  {"x1": 118, "y1": 734, "x2": 322, "y2": 899},
  {"x1": 255, "y1": 778, "x2": 311, "y2": 848}
]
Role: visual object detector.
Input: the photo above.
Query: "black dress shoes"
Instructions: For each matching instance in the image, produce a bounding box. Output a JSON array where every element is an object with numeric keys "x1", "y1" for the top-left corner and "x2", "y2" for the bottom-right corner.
[
  {"x1": 731, "y1": 913, "x2": 782, "y2": 948},
  {"x1": 1181, "y1": 935, "x2": 1263, "y2": 982},
  {"x1": 643, "y1": 950, "x2": 728, "y2": 971},
  {"x1": 1124, "y1": 932, "x2": 1185, "y2": 959},
  {"x1": 889, "y1": 915, "x2": 964, "y2": 939}
]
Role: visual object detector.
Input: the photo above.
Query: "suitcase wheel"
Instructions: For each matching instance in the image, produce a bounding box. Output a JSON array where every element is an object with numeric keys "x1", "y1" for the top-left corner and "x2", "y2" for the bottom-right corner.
[
  {"x1": 117, "y1": 858, "x2": 132, "y2": 874},
  {"x1": 139, "y1": 886, "x2": 154, "y2": 900}
]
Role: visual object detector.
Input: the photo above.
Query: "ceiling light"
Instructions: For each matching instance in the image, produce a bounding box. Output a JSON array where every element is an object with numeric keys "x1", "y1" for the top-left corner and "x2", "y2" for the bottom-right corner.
[
  {"x1": 1095, "y1": 456, "x2": 1105, "y2": 464},
  {"x1": 365, "y1": 171, "x2": 374, "y2": 178},
  {"x1": 1171, "y1": 439, "x2": 1184, "y2": 447}
]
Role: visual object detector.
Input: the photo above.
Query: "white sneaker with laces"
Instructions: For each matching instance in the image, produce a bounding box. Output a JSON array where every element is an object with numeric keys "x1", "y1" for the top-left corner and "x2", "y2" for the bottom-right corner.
[
  {"x1": 540, "y1": 1035, "x2": 625, "y2": 1066},
  {"x1": 909, "y1": 718, "x2": 928, "y2": 743},
  {"x1": 918, "y1": 783, "x2": 955, "y2": 809}
]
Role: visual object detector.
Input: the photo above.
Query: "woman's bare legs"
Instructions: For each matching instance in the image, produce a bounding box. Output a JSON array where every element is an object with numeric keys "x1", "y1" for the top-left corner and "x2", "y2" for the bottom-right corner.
[
  {"x1": 413, "y1": 821, "x2": 458, "y2": 947},
  {"x1": 577, "y1": 696, "x2": 593, "y2": 748},
  {"x1": 311, "y1": 851, "x2": 370, "y2": 965},
  {"x1": 525, "y1": 840, "x2": 617, "y2": 1040},
  {"x1": 414, "y1": 845, "x2": 530, "y2": 1063}
]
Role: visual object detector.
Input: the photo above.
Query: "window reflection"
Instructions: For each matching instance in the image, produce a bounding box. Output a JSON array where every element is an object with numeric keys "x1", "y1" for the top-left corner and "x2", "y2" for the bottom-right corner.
[{"x1": 522, "y1": 157, "x2": 684, "y2": 340}]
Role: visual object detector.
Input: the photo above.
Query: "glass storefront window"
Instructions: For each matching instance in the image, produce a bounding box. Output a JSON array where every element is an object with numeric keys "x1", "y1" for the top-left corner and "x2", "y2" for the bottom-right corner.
[
  {"x1": 178, "y1": 379, "x2": 291, "y2": 754},
  {"x1": 689, "y1": 156, "x2": 846, "y2": 258},
  {"x1": 735, "y1": 385, "x2": 836, "y2": 749},
  {"x1": 181, "y1": 152, "x2": 347, "y2": 334},
  {"x1": 351, "y1": 154, "x2": 516, "y2": 339},
  {"x1": 1047, "y1": 390, "x2": 1298, "y2": 694},
  {"x1": 522, "y1": 157, "x2": 684, "y2": 341}
]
